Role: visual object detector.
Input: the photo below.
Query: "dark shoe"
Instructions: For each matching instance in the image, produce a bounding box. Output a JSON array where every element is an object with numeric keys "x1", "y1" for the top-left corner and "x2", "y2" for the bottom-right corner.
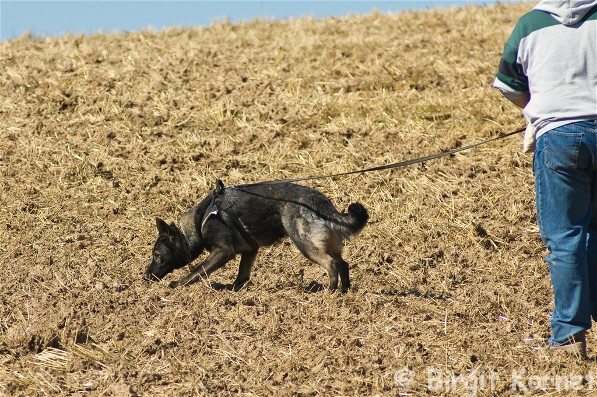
[{"x1": 549, "y1": 331, "x2": 587, "y2": 359}]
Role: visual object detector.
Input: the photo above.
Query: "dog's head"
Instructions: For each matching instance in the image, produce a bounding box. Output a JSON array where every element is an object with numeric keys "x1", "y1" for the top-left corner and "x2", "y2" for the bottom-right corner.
[{"x1": 143, "y1": 218, "x2": 190, "y2": 281}]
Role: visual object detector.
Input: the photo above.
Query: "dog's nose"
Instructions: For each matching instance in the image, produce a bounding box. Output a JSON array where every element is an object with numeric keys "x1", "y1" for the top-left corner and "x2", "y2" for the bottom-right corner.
[{"x1": 142, "y1": 272, "x2": 153, "y2": 281}]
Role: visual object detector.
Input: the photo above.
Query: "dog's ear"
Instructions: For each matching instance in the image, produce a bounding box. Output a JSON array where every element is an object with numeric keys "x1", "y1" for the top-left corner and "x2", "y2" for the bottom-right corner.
[
  {"x1": 169, "y1": 222, "x2": 185, "y2": 247},
  {"x1": 169, "y1": 222, "x2": 182, "y2": 240},
  {"x1": 215, "y1": 179, "x2": 224, "y2": 194},
  {"x1": 156, "y1": 218, "x2": 172, "y2": 237}
]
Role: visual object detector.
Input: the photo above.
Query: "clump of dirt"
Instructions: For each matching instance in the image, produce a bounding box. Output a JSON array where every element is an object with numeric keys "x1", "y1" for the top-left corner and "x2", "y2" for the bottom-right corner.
[{"x1": 2, "y1": 3, "x2": 582, "y2": 396}]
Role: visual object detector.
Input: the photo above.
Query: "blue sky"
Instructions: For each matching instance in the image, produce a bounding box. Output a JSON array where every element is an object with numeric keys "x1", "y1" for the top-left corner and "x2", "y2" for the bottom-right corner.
[{"x1": 0, "y1": 1, "x2": 524, "y2": 41}]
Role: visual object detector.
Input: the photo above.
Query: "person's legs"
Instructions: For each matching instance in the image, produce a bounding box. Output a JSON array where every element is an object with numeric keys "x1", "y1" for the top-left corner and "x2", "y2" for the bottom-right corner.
[
  {"x1": 534, "y1": 121, "x2": 597, "y2": 346},
  {"x1": 587, "y1": 217, "x2": 597, "y2": 322},
  {"x1": 589, "y1": 145, "x2": 597, "y2": 322}
]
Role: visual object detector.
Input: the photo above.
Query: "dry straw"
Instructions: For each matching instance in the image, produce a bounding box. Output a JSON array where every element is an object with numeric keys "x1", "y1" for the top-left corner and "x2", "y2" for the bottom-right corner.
[{"x1": 1, "y1": 2, "x2": 589, "y2": 396}]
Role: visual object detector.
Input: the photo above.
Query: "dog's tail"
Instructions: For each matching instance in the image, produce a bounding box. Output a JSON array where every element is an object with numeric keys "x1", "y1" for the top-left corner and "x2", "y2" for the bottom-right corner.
[{"x1": 335, "y1": 203, "x2": 369, "y2": 236}]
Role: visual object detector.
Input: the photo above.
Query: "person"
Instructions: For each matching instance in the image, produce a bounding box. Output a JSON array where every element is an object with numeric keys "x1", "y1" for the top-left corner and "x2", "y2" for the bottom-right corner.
[{"x1": 493, "y1": 0, "x2": 597, "y2": 357}]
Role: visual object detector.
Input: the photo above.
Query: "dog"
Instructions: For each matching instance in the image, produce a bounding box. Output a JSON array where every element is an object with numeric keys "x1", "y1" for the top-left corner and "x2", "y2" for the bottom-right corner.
[{"x1": 143, "y1": 179, "x2": 368, "y2": 291}]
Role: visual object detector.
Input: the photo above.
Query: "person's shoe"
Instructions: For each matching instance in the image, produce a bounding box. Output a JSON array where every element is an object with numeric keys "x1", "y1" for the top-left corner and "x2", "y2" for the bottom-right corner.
[{"x1": 549, "y1": 331, "x2": 587, "y2": 359}]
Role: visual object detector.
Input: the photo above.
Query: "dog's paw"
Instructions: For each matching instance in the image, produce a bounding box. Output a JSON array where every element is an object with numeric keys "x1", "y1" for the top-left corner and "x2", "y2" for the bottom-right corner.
[
  {"x1": 231, "y1": 279, "x2": 250, "y2": 291},
  {"x1": 168, "y1": 280, "x2": 179, "y2": 288}
]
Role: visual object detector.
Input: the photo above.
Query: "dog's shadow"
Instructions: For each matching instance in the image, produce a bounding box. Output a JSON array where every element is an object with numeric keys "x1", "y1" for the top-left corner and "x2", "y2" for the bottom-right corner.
[
  {"x1": 302, "y1": 281, "x2": 326, "y2": 293},
  {"x1": 209, "y1": 280, "x2": 327, "y2": 293},
  {"x1": 210, "y1": 282, "x2": 244, "y2": 292}
]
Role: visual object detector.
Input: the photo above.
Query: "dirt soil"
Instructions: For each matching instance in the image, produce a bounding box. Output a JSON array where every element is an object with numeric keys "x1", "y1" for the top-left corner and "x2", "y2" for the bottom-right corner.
[{"x1": 2, "y1": 2, "x2": 594, "y2": 396}]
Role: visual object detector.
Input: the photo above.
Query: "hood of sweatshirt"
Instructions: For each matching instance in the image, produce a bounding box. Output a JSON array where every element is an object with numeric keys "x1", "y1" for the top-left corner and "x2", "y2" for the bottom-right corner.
[{"x1": 534, "y1": 0, "x2": 597, "y2": 25}]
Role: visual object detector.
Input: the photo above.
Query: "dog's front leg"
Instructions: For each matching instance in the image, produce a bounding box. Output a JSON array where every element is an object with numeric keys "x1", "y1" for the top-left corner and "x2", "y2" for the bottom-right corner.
[
  {"x1": 169, "y1": 249, "x2": 235, "y2": 288},
  {"x1": 233, "y1": 249, "x2": 258, "y2": 289}
]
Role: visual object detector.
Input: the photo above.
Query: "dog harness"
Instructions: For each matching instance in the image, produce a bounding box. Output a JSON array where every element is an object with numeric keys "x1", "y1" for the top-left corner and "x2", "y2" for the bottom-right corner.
[{"x1": 201, "y1": 179, "x2": 259, "y2": 250}]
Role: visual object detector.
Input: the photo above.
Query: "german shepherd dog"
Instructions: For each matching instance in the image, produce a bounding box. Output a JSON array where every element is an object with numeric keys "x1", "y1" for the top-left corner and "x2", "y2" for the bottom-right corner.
[{"x1": 143, "y1": 180, "x2": 368, "y2": 291}]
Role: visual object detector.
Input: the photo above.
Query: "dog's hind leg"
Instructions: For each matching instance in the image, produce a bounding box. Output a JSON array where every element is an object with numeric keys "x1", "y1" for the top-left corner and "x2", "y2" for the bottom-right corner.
[
  {"x1": 283, "y1": 217, "x2": 348, "y2": 291},
  {"x1": 326, "y1": 235, "x2": 351, "y2": 292},
  {"x1": 290, "y1": 239, "x2": 340, "y2": 291},
  {"x1": 337, "y1": 259, "x2": 350, "y2": 292},
  {"x1": 170, "y1": 248, "x2": 235, "y2": 288},
  {"x1": 233, "y1": 249, "x2": 258, "y2": 289}
]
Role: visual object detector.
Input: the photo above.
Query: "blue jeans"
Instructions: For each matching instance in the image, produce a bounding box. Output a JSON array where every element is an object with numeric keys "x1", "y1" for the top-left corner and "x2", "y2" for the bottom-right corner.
[{"x1": 534, "y1": 120, "x2": 597, "y2": 345}]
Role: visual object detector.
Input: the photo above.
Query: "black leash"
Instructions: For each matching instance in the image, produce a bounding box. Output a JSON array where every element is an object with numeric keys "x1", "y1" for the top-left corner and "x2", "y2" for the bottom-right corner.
[
  {"x1": 234, "y1": 126, "x2": 525, "y2": 187},
  {"x1": 204, "y1": 127, "x2": 523, "y2": 246}
]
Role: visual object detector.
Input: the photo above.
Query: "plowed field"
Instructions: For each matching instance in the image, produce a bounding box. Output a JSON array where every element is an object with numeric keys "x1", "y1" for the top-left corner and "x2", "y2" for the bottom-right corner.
[{"x1": 2, "y1": 2, "x2": 593, "y2": 396}]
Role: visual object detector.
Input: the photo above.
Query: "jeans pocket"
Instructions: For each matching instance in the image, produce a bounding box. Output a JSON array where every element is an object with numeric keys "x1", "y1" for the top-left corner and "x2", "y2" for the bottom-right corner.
[{"x1": 543, "y1": 132, "x2": 584, "y2": 171}]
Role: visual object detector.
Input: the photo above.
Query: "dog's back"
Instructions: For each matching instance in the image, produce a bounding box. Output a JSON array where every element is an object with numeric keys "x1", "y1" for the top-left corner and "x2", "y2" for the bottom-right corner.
[{"x1": 225, "y1": 183, "x2": 368, "y2": 244}]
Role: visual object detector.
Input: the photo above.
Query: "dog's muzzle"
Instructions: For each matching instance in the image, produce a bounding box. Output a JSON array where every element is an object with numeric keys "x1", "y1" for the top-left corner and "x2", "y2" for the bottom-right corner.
[{"x1": 142, "y1": 271, "x2": 160, "y2": 281}]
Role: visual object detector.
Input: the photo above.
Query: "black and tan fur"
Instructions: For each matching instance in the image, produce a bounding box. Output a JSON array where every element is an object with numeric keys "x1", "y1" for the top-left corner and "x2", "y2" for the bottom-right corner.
[{"x1": 143, "y1": 181, "x2": 368, "y2": 291}]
